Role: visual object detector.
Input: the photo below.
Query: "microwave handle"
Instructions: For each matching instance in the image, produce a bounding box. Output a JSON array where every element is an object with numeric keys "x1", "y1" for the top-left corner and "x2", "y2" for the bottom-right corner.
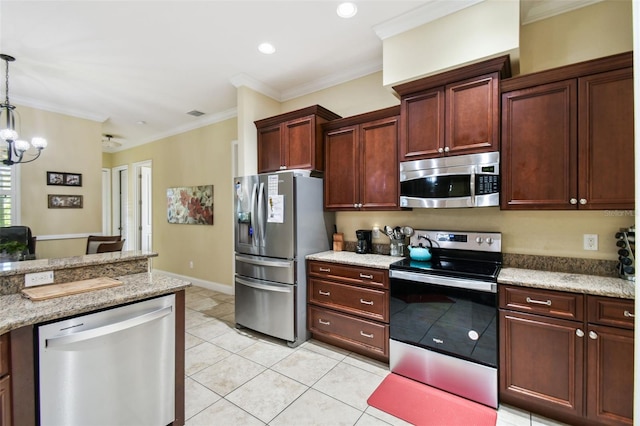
[{"x1": 469, "y1": 167, "x2": 476, "y2": 206}]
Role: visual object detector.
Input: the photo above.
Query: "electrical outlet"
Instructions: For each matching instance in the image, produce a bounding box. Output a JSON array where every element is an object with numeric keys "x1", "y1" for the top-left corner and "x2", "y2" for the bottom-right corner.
[
  {"x1": 25, "y1": 270, "x2": 54, "y2": 287},
  {"x1": 584, "y1": 234, "x2": 598, "y2": 251}
]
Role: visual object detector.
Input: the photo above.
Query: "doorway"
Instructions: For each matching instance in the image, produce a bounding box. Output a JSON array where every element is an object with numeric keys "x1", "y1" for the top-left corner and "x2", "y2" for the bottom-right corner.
[
  {"x1": 134, "y1": 161, "x2": 152, "y2": 251},
  {"x1": 111, "y1": 165, "x2": 129, "y2": 249}
]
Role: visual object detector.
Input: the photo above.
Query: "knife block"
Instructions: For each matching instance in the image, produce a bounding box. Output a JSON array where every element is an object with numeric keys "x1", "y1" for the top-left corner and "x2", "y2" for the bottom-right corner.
[{"x1": 333, "y1": 233, "x2": 344, "y2": 251}]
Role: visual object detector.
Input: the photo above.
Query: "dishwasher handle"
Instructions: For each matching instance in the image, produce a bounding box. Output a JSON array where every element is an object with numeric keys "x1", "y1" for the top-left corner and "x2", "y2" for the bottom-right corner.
[{"x1": 45, "y1": 305, "x2": 173, "y2": 348}]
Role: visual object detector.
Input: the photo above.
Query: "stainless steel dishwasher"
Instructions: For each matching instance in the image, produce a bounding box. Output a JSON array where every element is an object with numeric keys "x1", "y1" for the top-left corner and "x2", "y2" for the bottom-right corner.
[{"x1": 37, "y1": 294, "x2": 176, "y2": 426}]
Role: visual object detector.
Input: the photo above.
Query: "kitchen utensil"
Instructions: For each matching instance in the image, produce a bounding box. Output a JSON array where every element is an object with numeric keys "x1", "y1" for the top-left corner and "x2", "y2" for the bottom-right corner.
[
  {"x1": 402, "y1": 226, "x2": 414, "y2": 237},
  {"x1": 384, "y1": 226, "x2": 394, "y2": 237},
  {"x1": 394, "y1": 226, "x2": 402, "y2": 239}
]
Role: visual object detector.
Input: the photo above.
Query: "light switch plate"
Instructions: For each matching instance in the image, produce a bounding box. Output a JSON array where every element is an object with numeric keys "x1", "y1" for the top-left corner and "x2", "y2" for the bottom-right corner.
[{"x1": 25, "y1": 270, "x2": 54, "y2": 287}]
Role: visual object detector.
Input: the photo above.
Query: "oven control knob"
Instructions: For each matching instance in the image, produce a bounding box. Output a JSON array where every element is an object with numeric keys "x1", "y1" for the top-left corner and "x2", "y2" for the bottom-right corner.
[
  {"x1": 486, "y1": 237, "x2": 494, "y2": 245},
  {"x1": 468, "y1": 330, "x2": 479, "y2": 341},
  {"x1": 475, "y1": 237, "x2": 483, "y2": 244}
]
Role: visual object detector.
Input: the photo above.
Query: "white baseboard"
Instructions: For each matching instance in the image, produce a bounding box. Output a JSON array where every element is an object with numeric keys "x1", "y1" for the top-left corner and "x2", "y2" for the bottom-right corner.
[{"x1": 153, "y1": 269, "x2": 234, "y2": 295}]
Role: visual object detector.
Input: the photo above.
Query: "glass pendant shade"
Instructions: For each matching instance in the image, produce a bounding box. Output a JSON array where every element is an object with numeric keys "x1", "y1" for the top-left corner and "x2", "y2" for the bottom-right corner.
[
  {"x1": 31, "y1": 137, "x2": 47, "y2": 149},
  {"x1": 14, "y1": 139, "x2": 30, "y2": 152},
  {"x1": 0, "y1": 128, "x2": 17, "y2": 141}
]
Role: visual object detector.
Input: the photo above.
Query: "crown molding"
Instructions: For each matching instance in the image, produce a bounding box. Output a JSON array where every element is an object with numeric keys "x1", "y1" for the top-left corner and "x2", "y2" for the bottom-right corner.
[
  {"x1": 373, "y1": 0, "x2": 485, "y2": 40},
  {"x1": 521, "y1": 0, "x2": 604, "y2": 25},
  {"x1": 230, "y1": 73, "x2": 281, "y2": 101},
  {"x1": 12, "y1": 95, "x2": 109, "y2": 122}
]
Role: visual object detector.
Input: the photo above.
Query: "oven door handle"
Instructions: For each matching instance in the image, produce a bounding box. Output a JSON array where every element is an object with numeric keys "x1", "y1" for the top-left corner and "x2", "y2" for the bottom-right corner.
[{"x1": 389, "y1": 269, "x2": 496, "y2": 293}]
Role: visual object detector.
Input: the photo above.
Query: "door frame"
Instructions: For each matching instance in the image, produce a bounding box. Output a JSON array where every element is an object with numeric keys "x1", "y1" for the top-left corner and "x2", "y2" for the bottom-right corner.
[
  {"x1": 133, "y1": 160, "x2": 152, "y2": 251},
  {"x1": 101, "y1": 168, "x2": 112, "y2": 235},
  {"x1": 111, "y1": 165, "x2": 130, "y2": 248}
]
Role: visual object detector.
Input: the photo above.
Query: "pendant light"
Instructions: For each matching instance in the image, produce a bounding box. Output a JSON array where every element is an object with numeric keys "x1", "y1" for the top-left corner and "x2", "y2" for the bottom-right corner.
[{"x1": 0, "y1": 54, "x2": 47, "y2": 165}]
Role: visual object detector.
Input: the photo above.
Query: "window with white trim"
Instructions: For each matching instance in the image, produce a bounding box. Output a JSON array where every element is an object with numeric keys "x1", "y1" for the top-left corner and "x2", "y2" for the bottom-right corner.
[{"x1": 0, "y1": 150, "x2": 18, "y2": 226}]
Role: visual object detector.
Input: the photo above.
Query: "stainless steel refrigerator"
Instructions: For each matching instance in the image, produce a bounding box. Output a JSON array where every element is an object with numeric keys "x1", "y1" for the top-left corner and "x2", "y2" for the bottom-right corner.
[{"x1": 234, "y1": 170, "x2": 334, "y2": 347}]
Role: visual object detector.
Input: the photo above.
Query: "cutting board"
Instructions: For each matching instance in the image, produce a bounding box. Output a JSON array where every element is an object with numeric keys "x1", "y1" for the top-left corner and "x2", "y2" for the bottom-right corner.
[{"x1": 21, "y1": 277, "x2": 123, "y2": 301}]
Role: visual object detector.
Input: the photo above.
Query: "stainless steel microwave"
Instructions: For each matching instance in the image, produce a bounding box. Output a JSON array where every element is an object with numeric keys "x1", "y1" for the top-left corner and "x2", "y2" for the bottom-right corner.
[{"x1": 399, "y1": 151, "x2": 500, "y2": 208}]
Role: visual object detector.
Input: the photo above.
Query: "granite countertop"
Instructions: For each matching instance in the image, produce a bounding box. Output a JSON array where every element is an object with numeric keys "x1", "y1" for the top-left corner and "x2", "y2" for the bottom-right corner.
[
  {"x1": 498, "y1": 267, "x2": 634, "y2": 300},
  {"x1": 0, "y1": 271, "x2": 191, "y2": 334},
  {"x1": 306, "y1": 250, "x2": 402, "y2": 269},
  {"x1": 0, "y1": 250, "x2": 158, "y2": 276}
]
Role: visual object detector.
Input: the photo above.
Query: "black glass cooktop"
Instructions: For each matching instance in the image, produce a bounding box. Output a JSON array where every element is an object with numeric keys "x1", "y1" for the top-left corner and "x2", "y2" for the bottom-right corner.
[{"x1": 390, "y1": 249, "x2": 501, "y2": 282}]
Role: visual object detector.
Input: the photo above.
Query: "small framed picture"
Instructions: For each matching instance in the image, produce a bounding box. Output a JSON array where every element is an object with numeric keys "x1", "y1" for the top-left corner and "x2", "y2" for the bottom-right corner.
[
  {"x1": 47, "y1": 171, "x2": 82, "y2": 187},
  {"x1": 48, "y1": 194, "x2": 83, "y2": 209}
]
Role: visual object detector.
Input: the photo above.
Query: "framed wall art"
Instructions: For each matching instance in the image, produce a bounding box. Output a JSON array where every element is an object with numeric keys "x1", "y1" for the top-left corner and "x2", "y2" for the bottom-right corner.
[
  {"x1": 47, "y1": 171, "x2": 82, "y2": 187},
  {"x1": 48, "y1": 194, "x2": 83, "y2": 209},
  {"x1": 167, "y1": 185, "x2": 213, "y2": 225}
]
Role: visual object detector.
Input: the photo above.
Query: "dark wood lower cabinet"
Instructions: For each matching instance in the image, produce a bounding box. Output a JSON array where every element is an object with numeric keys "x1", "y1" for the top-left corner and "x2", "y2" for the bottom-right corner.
[
  {"x1": 307, "y1": 260, "x2": 389, "y2": 362},
  {"x1": 500, "y1": 285, "x2": 634, "y2": 426},
  {"x1": 500, "y1": 311, "x2": 584, "y2": 421},
  {"x1": 0, "y1": 375, "x2": 10, "y2": 426},
  {"x1": 586, "y1": 325, "x2": 633, "y2": 425}
]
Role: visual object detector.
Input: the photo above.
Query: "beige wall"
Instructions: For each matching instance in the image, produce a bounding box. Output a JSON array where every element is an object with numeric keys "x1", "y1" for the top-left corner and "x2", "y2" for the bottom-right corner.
[
  {"x1": 383, "y1": 0, "x2": 520, "y2": 87},
  {"x1": 16, "y1": 105, "x2": 103, "y2": 259},
  {"x1": 519, "y1": 0, "x2": 633, "y2": 74},
  {"x1": 108, "y1": 118, "x2": 237, "y2": 289}
]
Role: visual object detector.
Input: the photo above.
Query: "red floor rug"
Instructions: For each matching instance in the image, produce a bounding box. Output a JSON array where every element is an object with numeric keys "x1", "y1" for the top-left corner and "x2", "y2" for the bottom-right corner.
[{"x1": 367, "y1": 373, "x2": 497, "y2": 426}]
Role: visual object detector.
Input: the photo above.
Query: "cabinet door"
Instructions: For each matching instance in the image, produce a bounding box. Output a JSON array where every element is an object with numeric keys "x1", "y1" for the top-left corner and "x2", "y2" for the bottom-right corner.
[
  {"x1": 324, "y1": 126, "x2": 359, "y2": 210},
  {"x1": 399, "y1": 87, "x2": 444, "y2": 160},
  {"x1": 501, "y1": 80, "x2": 577, "y2": 209},
  {"x1": 283, "y1": 115, "x2": 315, "y2": 171},
  {"x1": 257, "y1": 124, "x2": 283, "y2": 173},
  {"x1": 578, "y1": 67, "x2": 634, "y2": 210},
  {"x1": 0, "y1": 375, "x2": 10, "y2": 426},
  {"x1": 360, "y1": 116, "x2": 400, "y2": 210},
  {"x1": 499, "y1": 310, "x2": 583, "y2": 419},
  {"x1": 446, "y1": 72, "x2": 499, "y2": 155},
  {"x1": 586, "y1": 324, "x2": 633, "y2": 425}
]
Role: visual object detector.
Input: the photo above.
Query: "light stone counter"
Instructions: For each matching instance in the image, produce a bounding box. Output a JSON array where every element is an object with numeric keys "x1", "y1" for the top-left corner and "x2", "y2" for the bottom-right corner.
[
  {"x1": 498, "y1": 267, "x2": 634, "y2": 300},
  {"x1": 306, "y1": 250, "x2": 401, "y2": 269},
  {"x1": 0, "y1": 271, "x2": 190, "y2": 334},
  {"x1": 0, "y1": 250, "x2": 157, "y2": 276}
]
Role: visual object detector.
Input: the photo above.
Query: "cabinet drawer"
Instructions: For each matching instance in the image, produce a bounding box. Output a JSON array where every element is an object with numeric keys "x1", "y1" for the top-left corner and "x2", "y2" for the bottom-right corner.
[
  {"x1": 0, "y1": 333, "x2": 8, "y2": 377},
  {"x1": 308, "y1": 261, "x2": 388, "y2": 289},
  {"x1": 588, "y1": 296, "x2": 635, "y2": 329},
  {"x1": 499, "y1": 285, "x2": 584, "y2": 321},
  {"x1": 308, "y1": 305, "x2": 388, "y2": 355},
  {"x1": 309, "y1": 278, "x2": 388, "y2": 322}
]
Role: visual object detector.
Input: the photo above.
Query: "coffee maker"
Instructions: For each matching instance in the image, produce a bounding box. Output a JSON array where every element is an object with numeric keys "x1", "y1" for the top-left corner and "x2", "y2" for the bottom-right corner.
[{"x1": 355, "y1": 229, "x2": 372, "y2": 254}]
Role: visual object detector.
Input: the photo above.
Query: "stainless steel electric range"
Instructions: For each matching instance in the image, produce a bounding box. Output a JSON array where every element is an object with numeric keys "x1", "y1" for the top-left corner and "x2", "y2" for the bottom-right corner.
[{"x1": 389, "y1": 229, "x2": 502, "y2": 408}]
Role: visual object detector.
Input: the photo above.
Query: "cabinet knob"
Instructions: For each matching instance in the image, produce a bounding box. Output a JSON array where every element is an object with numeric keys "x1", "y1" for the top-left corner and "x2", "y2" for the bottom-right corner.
[
  {"x1": 444, "y1": 146, "x2": 450, "y2": 153},
  {"x1": 570, "y1": 198, "x2": 578, "y2": 205},
  {"x1": 589, "y1": 330, "x2": 598, "y2": 340},
  {"x1": 438, "y1": 148, "x2": 444, "y2": 154},
  {"x1": 579, "y1": 198, "x2": 587, "y2": 205},
  {"x1": 353, "y1": 203, "x2": 358, "y2": 208},
  {"x1": 358, "y1": 203, "x2": 363, "y2": 208},
  {"x1": 280, "y1": 165, "x2": 287, "y2": 170},
  {"x1": 576, "y1": 329, "x2": 584, "y2": 338}
]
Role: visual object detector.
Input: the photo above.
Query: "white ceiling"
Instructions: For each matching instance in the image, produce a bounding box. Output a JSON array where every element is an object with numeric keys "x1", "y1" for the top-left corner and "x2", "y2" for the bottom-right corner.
[{"x1": 0, "y1": 0, "x2": 598, "y2": 152}]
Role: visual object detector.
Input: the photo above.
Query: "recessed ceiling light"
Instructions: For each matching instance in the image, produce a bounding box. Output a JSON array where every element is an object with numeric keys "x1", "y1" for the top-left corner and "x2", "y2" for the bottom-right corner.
[
  {"x1": 337, "y1": 2, "x2": 357, "y2": 18},
  {"x1": 258, "y1": 42, "x2": 276, "y2": 55},
  {"x1": 136, "y1": 120, "x2": 146, "y2": 125}
]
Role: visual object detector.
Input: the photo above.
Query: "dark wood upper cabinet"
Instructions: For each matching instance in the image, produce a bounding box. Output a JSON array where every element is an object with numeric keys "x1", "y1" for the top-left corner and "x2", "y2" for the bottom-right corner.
[
  {"x1": 323, "y1": 106, "x2": 400, "y2": 211},
  {"x1": 394, "y1": 56, "x2": 510, "y2": 161},
  {"x1": 255, "y1": 105, "x2": 341, "y2": 174},
  {"x1": 501, "y1": 52, "x2": 633, "y2": 210}
]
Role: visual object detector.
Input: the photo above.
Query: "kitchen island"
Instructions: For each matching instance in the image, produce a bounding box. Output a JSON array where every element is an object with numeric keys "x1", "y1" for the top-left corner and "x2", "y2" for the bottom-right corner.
[{"x1": 0, "y1": 251, "x2": 191, "y2": 426}]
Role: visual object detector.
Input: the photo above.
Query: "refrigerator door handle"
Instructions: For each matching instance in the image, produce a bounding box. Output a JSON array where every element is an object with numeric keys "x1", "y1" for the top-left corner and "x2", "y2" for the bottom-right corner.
[
  {"x1": 235, "y1": 254, "x2": 291, "y2": 268},
  {"x1": 250, "y1": 182, "x2": 258, "y2": 247},
  {"x1": 257, "y1": 182, "x2": 266, "y2": 247},
  {"x1": 236, "y1": 276, "x2": 293, "y2": 293}
]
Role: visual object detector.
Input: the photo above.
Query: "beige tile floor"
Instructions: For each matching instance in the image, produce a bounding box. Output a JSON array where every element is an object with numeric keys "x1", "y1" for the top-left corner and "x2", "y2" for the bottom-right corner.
[{"x1": 184, "y1": 285, "x2": 570, "y2": 426}]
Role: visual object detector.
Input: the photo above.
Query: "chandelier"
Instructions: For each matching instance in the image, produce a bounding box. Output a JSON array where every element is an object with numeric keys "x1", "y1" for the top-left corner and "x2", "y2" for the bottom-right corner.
[{"x1": 0, "y1": 54, "x2": 47, "y2": 165}]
